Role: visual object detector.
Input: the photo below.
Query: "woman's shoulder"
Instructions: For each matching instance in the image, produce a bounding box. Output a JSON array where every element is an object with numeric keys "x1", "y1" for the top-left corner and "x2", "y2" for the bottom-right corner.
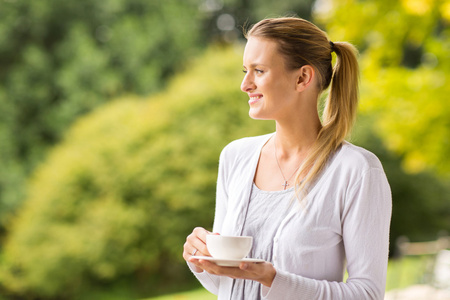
[
  {"x1": 335, "y1": 141, "x2": 385, "y2": 172},
  {"x1": 220, "y1": 133, "x2": 273, "y2": 161},
  {"x1": 223, "y1": 133, "x2": 272, "y2": 153}
]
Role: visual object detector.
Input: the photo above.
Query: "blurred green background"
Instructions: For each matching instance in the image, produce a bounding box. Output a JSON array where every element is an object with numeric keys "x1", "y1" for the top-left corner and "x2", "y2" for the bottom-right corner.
[{"x1": 0, "y1": 0, "x2": 449, "y2": 299}]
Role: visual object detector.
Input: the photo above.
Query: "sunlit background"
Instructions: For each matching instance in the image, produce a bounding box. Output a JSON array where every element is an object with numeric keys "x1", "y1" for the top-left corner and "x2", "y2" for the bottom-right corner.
[{"x1": 0, "y1": 0, "x2": 449, "y2": 299}]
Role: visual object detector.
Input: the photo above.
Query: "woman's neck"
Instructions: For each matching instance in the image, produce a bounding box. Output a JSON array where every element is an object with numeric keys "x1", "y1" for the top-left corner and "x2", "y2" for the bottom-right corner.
[{"x1": 274, "y1": 116, "x2": 321, "y2": 158}]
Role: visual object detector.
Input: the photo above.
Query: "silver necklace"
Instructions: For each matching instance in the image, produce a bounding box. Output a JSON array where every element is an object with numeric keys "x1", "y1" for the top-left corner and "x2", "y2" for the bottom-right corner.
[{"x1": 274, "y1": 136, "x2": 301, "y2": 190}]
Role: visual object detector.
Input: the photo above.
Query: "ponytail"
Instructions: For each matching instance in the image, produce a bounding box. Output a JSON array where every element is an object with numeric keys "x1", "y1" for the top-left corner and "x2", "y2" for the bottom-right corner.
[
  {"x1": 322, "y1": 42, "x2": 359, "y2": 147},
  {"x1": 294, "y1": 42, "x2": 359, "y2": 202}
]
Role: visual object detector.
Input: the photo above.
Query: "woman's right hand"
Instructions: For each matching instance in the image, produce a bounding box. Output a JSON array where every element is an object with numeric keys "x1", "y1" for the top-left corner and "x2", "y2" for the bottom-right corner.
[{"x1": 183, "y1": 227, "x2": 215, "y2": 272}]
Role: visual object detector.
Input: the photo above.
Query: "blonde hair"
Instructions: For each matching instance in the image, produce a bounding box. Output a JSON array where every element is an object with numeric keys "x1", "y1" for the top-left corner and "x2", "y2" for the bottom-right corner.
[{"x1": 246, "y1": 17, "x2": 359, "y2": 201}]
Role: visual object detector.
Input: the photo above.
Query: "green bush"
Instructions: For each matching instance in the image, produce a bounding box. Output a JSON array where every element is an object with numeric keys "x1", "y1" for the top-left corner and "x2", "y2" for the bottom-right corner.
[
  {"x1": 0, "y1": 0, "x2": 204, "y2": 230},
  {"x1": 0, "y1": 46, "x2": 273, "y2": 299}
]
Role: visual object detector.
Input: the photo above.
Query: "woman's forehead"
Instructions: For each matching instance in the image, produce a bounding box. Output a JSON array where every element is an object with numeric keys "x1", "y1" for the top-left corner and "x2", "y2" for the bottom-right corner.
[{"x1": 243, "y1": 37, "x2": 283, "y2": 67}]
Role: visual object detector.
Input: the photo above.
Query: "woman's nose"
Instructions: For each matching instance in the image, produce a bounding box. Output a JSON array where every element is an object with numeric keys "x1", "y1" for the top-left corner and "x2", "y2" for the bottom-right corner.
[{"x1": 240, "y1": 73, "x2": 256, "y2": 93}]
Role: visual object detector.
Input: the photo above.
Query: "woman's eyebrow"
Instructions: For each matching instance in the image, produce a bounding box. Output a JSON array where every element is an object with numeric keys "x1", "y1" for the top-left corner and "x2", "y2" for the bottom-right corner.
[{"x1": 243, "y1": 63, "x2": 268, "y2": 68}]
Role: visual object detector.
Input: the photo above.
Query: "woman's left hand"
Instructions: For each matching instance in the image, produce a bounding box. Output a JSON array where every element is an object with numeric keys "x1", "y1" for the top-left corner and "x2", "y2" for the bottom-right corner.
[{"x1": 188, "y1": 257, "x2": 276, "y2": 287}]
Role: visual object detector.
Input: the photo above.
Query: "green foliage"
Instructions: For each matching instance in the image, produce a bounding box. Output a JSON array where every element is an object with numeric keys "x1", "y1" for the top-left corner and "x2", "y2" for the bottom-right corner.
[
  {"x1": 314, "y1": 0, "x2": 450, "y2": 175},
  {"x1": 0, "y1": 0, "x2": 203, "y2": 229},
  {"x1": 0, "y1": 46, "x2": 273, "y2": 299},
  {"x1": 221, "y1": 0, "x2": 316, "y2": 24}
]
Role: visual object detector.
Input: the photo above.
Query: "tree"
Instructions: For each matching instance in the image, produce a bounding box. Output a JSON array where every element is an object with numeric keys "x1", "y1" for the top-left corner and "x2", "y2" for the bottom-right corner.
[
  {"x1": 314, "y1": 0, "x2": 450, "y2": 175},
  {"x1": 0, "y1": 0, "x2": 204, "y2": 229}
]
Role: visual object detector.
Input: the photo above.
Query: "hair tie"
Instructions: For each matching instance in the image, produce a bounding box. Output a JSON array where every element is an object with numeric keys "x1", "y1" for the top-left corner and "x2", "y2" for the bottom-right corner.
[{"x1": 329, "y1": 41, "x2": 335, "y2": 52}]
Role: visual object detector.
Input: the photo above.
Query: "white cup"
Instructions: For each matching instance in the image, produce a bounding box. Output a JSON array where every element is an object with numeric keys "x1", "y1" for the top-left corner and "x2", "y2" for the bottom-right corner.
[{"x1": 206, "y1": 235, "x2": 253, "y2": 260}]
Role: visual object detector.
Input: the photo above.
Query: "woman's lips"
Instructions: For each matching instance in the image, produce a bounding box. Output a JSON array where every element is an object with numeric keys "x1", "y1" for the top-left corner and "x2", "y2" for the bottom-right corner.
[{"x1": 248, "y1": 95, "x2": 262, "y2": 105}]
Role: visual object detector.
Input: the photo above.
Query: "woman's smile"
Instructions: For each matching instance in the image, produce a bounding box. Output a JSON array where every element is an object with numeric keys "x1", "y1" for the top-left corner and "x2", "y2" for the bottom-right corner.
[{"x1": 248, "y1": 94, "x2": 263, "y2": 105}]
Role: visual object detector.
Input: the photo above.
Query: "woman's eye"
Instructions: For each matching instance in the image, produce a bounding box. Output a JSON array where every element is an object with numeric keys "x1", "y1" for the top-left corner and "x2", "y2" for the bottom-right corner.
[
  {"x1": 255, "y1": 69, "x2": 264, "y2": 74},
  {"x1": 242, "y1": 69, "x2": 247, "y2": 74}
]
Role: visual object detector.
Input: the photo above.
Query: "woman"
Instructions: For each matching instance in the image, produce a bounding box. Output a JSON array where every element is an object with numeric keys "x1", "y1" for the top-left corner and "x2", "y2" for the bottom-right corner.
[{"x1": 183, "y1": 17, "x2": 392, "y2": 300}]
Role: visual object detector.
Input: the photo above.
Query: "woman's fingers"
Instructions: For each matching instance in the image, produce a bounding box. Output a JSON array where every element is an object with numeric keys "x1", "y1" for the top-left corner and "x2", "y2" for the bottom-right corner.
[
  {"x1": 190, "y1": 227, "x2": 211, "y2": 256},
  {"x1": 183, "y1": 228, "x2": 276, "y2": 287},
  {"x1": 186, "y1": 240, "x2": 276, "y2": 287},
  {"x1": 239, "y1": 261, "x2": 276, "y2": 287},
  {"x1": 183, "y1": 227, "x2": 214, "y2": 261}
]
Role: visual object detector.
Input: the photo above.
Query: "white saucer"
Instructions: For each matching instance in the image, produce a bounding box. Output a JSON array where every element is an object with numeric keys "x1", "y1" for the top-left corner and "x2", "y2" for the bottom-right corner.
[{"x1": 191, "y1": 255, "x2": 265, "y2": 267}]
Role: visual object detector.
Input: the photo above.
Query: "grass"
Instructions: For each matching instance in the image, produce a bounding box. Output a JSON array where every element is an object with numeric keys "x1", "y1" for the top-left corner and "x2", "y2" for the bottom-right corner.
[
  {"x1": 145, "y1": 256, "x2": 433, "y2": 299},
  {"x1": 146, "y1": 288, "x2": 216, "y2": 300},
  {"x1": 385, "y1": 255, "x2": 435, "y2": 291}
]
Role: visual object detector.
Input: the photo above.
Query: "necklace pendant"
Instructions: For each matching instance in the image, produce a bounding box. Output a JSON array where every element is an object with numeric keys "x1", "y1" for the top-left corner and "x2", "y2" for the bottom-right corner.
[{"x1": 282, "y1": 181, "x2": 289, "y2": 190}]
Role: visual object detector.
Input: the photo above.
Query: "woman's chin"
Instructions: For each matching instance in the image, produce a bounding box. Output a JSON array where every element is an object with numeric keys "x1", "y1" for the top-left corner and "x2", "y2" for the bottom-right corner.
[{"x1": 248, "y1": 110, "x2": 270, "y2": 120}]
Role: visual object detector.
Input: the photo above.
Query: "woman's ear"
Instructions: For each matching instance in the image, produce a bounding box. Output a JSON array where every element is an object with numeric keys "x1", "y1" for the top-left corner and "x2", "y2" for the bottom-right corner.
[{"x1": 295, "y1": 65, "x2": 315, "y2": 92}]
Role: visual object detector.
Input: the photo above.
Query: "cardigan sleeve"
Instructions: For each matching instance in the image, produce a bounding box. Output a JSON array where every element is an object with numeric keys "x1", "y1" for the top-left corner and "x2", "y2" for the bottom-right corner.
[
  {"x1": 187, "y1": 146, "x2": 230, "y2": 295},
  {"x1": 261, "y1": 167, "x2": 392, "y2": 300}
]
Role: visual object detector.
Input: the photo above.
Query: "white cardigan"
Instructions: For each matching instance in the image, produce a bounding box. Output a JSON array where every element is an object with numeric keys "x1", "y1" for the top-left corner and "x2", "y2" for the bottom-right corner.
[{"x1": 190, "y1": 133, "x2": 392, "y2": 300}]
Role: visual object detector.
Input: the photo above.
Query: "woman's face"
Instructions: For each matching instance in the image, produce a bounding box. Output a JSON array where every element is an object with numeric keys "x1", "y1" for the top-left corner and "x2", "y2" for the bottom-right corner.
[{"x1": 241, "y1": 37, "x2": 301, "y2": 120}]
